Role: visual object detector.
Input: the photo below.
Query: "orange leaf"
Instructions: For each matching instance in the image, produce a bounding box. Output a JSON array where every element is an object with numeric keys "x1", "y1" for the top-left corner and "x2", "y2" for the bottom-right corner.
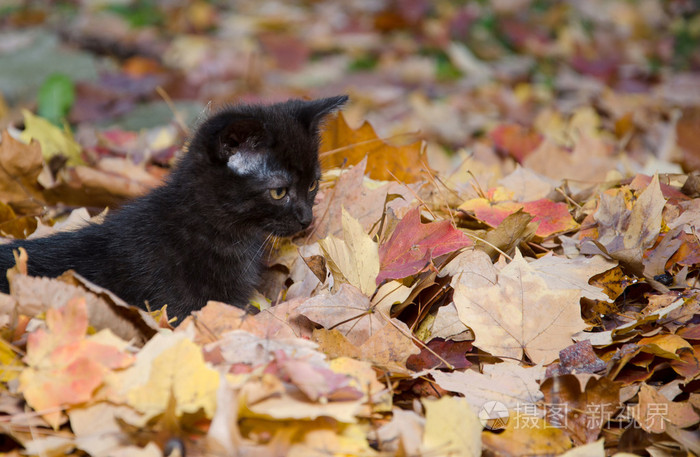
[
  {"x1": 19, "y1": 298, "x2": 133, "y2": 428},
  {"x1": 320, "y1": 112, "x2": 425, "y2": 183}
]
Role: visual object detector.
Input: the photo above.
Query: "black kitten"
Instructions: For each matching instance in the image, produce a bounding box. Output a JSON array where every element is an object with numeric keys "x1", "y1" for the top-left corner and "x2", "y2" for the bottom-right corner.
[{"x1": 0, "y1": 96, "x2": 348, "y2": 322}]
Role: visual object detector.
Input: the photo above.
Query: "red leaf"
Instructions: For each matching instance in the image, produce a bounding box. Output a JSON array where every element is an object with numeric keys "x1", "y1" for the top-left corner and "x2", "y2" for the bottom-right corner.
[
  {"x1": 377, "y1": 207, "x2": 472, "y2": 284},
  {"x1": 490, "y1": 124, "x2": 543, "y2": 163}
]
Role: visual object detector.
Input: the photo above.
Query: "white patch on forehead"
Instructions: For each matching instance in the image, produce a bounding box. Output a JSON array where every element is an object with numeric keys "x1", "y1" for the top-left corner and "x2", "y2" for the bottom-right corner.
[{"x1": 227, "y1": 149, "x2": 267, "y2": 176}]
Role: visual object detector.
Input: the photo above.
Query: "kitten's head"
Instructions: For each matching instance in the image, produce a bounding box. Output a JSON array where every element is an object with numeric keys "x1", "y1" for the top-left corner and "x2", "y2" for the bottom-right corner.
[{"x1": 187, "y1": 96, "x2": 348, "y2": 237}]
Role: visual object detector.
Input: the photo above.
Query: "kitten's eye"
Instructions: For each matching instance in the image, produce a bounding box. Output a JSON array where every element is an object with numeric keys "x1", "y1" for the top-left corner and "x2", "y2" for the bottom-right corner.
[
  {"x1": 270, "y1": 187, "x2": 287, "y2": 200},
  {"x1": 309, "y1": 180, "x2": 319, "y2": 192}
]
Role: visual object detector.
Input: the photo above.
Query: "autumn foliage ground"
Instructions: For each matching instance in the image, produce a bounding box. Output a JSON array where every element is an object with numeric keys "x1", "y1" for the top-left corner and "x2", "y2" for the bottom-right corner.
[{"x1": 0, "y1": 1, "x2": 700, "y2": 456}]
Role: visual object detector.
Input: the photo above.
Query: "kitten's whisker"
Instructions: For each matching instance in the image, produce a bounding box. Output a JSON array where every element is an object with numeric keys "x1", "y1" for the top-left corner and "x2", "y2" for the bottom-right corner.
[{"x1": 242, "y1": 233, "x2": 271, "y2": 277}]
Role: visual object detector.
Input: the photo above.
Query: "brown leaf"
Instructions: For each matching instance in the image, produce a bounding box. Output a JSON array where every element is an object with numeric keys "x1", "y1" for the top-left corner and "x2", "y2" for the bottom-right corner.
[
  {"x1": 631, "y1": 383, "x2": 700, "y2": 433},
  {"x1": 540, "y1": 375, "x2": 622, "y2": 445},
  {"x1": 0, "y1": 132, "x2": 44, "y2": 212},
  {"x1": 7, "y1": 269, "x2": 158, "y2": 345}
]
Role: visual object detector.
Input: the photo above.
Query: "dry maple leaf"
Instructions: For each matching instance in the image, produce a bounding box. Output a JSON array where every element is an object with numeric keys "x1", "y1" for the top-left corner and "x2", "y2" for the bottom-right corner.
[
  {"x1": 298, "y1": 285, "x2": 419, "y2": 371},
  {"x1": 19, "y1": 298, "x2": 134, "y2": 428},
  {"x1": 320, "y1": 111, "x2": 425, "y2": 183},
  {"x1": 126, "y1": 337, "x2": 220, "y2": 422},
  {"x1": 311, "y1": 156, "x2": 414, "y2": 241},
  {"x1": 377, "y1": 206, "x2": 472, "y2": 284},
  {"x1": 296, "y1": 284, "x2": 386, "y2": 346},
  {"x1": 430, "y1": 362, "x2": 544, "y2": 413},
  {"x1": 318, "y1": 209, "x2": 379, "y2": 295},
  {"x1": 20, "y1": 110, "x2": 83, "y2": 166},
  {"x1": 452, "y1": 250, "x2": 587, "y2": 364},
  {"x1": 582, "y1": 174, "x2": 666, "y2": 275},
  {"x1": 376, "y1": 408, "x2": 425, "y2": 455},
  {"x1": 540, "y1": 375, "x2": 623, "y2": 444},
  {"x1": 529, "y1": 253, "x2": 616, "y2": 302}
]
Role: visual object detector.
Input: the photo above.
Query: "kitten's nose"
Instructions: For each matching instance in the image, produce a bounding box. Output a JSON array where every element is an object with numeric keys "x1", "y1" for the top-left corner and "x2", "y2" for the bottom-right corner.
[{"x1": 295, "y1": 206, "x2": 313, "y2": 228}]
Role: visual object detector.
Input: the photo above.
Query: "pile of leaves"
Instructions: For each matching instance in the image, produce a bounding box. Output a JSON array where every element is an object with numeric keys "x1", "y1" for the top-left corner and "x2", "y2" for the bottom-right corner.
[{"x1": 1, "y1": 1, "x2": 700, "y2": 456}]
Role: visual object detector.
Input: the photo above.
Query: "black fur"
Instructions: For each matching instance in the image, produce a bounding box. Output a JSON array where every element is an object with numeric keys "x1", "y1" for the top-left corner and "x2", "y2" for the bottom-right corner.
[{"x1": 0, "y1": 96, "x2": 348, "y2": 322}]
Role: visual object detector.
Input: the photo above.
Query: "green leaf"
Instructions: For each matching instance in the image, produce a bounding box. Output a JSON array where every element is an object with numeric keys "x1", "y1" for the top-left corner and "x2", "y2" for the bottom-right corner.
[{"x1": 37, "y1": 73, "x2": 75, "y2": 127}]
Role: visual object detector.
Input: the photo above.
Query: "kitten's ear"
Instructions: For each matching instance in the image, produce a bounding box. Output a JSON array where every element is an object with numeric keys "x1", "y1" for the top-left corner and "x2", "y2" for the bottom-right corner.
[
  {"x1": 215, "y1": 118, "x2": 264, "y2": 161},
  {"x1": 295, "y1": 95, "x2": 349, "y2": 133}
]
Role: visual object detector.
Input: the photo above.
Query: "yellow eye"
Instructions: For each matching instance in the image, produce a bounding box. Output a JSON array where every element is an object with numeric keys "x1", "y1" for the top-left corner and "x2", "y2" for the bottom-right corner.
[
  {"x1": 270, "y1": 187, "x2": 287, "y2": 200},
  {"x1": 309, "y1": 179, "x2": 319, "y2": 192}
]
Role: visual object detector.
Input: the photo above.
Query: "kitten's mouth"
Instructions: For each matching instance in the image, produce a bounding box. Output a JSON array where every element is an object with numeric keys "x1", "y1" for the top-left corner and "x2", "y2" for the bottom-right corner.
[{"x1": 273, "y1": 221, "x2": 314, "y2": 239}]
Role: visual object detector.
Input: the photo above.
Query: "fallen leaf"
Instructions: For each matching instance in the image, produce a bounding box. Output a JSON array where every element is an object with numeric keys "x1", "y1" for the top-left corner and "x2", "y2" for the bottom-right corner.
[
  {"x1": 452, "y1": 250, "x2": 587, "y2": 364},
  {"x1": 20, "y1": 110, "x2": 83, "y2": 166},
  {"x1": 430, "y1": 362, "x2": 544, "y2": 413},
  {"x1": 460, "y1": 192, "x2": 578, "y2": 238},
  {"x1": 286, "y1": 425, "x2": 376, "y2": 457},
  {"x1": 19, "y1": 298, "x2": 133, "y2": 428},
  {"x1": 558, "y1": 439, "x2": 605, "y2": 457},
  {"x1": 298, "y1": 284, "x2": 384, "y2": 346},
  {"x1": 377, "y1": 206, "x2": 472, "y2": 284},
  {"x1": 211, "y1": 330, "x2": 326, "y2": 366},
  {"x1": 582, "y1": 175, "x2": 666, "y2": 274},
  {"x1": 481, "y1": 411, "x2": 572, "y2": 456},
  {"x1": 406, "y1": 339, "x2": 472, "y2": 371},
  {"x1": 422, "y1": 396, "x2": 482, "y2": 457},
  {"x1": 498, "y1": 165, "x2": 557, "y2": 202},
  {"x1": 540, "y1": 375, "x2": 622, "y2": 445},
  {"x1": 376, "y1": 408, "x2": 425, "y2": 455},
  {"x1": 320, "y1": 112, "x2": 426, "y2": 183},
  {"x1": 638, "y1": 334, "x2": 693, "y2": 361},
  {"x1": 0, "y1": 337, "x2": 22, "y2": 384},
  {"x1": 490, "y1": 123, "x2": 543, "y2": 163},
  {"x1": 319, "y1": 208, "x2": 379, "y2": 295},
  {"x1": 0, "y1": 131, "x2": 44, "y2": 212},
  {"x1": 127, "y1": 337, "x2": 220, "y2": 421},
  {"x1": 529, "y1": 253, "x2": 617, "y2": 302},
  {"x1": 631, "y1": 383, "x2": 700, "y2": 433}
]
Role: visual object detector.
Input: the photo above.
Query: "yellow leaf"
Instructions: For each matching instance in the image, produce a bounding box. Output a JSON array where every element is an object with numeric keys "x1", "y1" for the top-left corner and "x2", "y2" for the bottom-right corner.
[
  {"x1": 20, "y1": 110, "x2": 84, "y2": 166},
  {"x1": 482, "y1": 412, "x2": 572, "y2": 455},
  {"x1": 127, "y1": 338, "x2": 219, "y2": 420},
  {"x1": 0, "y1": 337, "x2": 22, "y2": 384},
  {"x1": 638, "y1": 334, "x2": 693, "y2": 360},
  {"x1": 318, "y1": 208, "x2": 379, "y2": 295},
  {"x1": 288, "y1": 425, "x2": 376, "y2": 457},
  {"x1": 422, "y1": 396, "x2": 482, "y2": 457}
]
